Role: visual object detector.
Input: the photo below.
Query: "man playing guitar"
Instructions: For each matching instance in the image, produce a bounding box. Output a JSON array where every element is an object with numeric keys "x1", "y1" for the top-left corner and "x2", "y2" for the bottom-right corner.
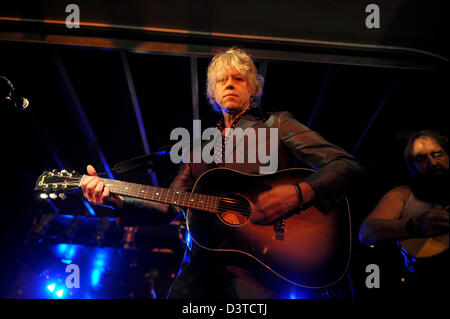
[{"x1": 81, "y1": 47, "x2": 364, "y2": 299}]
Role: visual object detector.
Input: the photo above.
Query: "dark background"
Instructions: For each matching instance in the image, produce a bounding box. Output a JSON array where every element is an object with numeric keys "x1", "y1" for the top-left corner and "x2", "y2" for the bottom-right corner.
[{"x1": 0, "y1": 0, "x2": 448, "y2": 300}]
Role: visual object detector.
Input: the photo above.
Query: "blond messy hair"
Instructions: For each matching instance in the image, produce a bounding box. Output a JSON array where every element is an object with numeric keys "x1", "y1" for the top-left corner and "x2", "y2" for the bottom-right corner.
[{"x1": 206, "y1": 46, "x2": 264, "y2": 111}]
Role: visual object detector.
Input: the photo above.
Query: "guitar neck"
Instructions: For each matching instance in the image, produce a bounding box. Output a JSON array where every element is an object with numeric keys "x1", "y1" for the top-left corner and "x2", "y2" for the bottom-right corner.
[{"x1": 79, "y1": 176, "x2": 220, "y2": 213}]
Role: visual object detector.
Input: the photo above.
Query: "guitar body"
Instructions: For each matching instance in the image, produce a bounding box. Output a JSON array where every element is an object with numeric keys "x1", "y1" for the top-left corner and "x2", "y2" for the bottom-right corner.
[{"x1": 186, "y1": 167, "x2": 351, "y2": 288}]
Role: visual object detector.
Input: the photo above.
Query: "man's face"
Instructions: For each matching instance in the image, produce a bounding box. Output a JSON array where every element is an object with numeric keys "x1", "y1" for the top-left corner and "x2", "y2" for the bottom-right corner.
[
  {"x1": 213, "y1": 67, "x2": 252, "y2": 115},
  {"x1": 412, "y1": 136, "x2": 449, "y2": 176}
]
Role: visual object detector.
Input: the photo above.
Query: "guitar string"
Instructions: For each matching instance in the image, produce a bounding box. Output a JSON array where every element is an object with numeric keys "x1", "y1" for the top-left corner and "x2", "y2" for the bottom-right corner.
[
  {"x1": 50, "y1": 180, "x2": 252, "y2": 215},
  {"x1": 53, "y1": 178, "x2": 250, "y2": 211},
  {"x1": 98, "y1": 179, "x2": 252, "y2": 211},
  {"x1": 52, "y1": 179, "x2": 252, "y2": 212}
]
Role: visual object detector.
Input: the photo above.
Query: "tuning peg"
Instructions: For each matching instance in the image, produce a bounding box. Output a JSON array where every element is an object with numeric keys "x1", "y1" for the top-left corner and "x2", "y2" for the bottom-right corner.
[
  {"x1": 49, "y1": 193, "x2": 57, "y2": 199},
  {"x1": 58, "y1": 193, "x2": 67, "y2": 200},
  {"x1": 40, "y1": 193, "x2": 49, "y2": 199},
  {"x1": 59, "y1": 169, "x2": 69, "y2": 176}
]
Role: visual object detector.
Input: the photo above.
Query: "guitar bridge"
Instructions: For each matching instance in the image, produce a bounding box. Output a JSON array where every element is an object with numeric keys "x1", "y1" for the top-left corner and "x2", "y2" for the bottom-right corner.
[{"x1": 274, "y1": 218, "x2": 286, "y2": 241}]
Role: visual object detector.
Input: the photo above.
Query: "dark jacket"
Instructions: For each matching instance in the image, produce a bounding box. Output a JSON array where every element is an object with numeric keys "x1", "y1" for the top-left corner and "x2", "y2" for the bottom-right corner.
[
  {"x1": 117, "y1": 109, "x2": 365, "y2": 298},
  {"x1": 170, "y1": 110, "x2": 364, "y2": 213}
]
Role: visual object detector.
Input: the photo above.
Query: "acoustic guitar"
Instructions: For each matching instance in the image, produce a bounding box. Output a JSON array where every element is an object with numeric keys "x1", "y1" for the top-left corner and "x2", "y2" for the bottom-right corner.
[{"x1": 35, "y1": 167, "x2": 351, "y2": 288}]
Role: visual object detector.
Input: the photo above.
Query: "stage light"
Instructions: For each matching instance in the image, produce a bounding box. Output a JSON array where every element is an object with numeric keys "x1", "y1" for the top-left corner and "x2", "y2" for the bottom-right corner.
[
  {"x1": 91, "y1": 268, "x2": 101, "y2": 287},
  {"x1": 57, "y1": 243, "x2": 68, "y2": 254},
  {"x1": 151, "y1": 288, "x2": 157, "y2": 299},
  {"x1": 93, "y1": 251, "x2": 106, "y2": 267},
  {"x1": 288, "y1": 290, "x2": 307, "y2": 299},
  {"x1": 186, "y1": 232, "x2": 192, "y2": 249},
  {"x1": 55, "y1": 243, "x2": 78, "y2": 260},
  {"x1": 67, "y1": 245, "x2": 76, "y2": 259},
  {"x1": 46, "y1": 283, "x2": 66, "y2": 299},
  {"x1": 91, "y1": 250, "x2": 107, "y2": 287},
  {"x1": 83, "y1": 200, "x2": 96, "y2": 216}
]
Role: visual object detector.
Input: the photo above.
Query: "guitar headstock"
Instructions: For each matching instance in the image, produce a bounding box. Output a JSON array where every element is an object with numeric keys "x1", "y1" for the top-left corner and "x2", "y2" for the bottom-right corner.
[{"x1": 35, "y1": 169, "x2": 82, "y2": 200}]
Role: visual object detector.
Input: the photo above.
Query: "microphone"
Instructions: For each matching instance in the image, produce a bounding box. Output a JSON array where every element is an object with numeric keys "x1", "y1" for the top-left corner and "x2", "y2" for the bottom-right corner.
[{"x1": 0, "y1": 75, "x2": 29, "y2": 110}]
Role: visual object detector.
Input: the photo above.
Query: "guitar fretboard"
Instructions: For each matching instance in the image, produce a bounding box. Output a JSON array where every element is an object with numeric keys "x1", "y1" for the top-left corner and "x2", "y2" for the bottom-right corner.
[{"x1": 80, "y1": 176, "x2": 221, "y2": 213}]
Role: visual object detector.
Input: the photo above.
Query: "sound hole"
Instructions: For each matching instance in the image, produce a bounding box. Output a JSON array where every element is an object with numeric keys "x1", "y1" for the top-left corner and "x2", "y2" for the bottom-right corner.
[{"x1": 218, "y1": 194, "x2": 251, "y2": 226}]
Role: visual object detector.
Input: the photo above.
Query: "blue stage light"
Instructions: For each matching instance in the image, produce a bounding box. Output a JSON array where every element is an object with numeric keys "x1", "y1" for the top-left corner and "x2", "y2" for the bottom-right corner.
[
  {"x1": 57, "y1": 243, "x2": 68, "y2": 254},
  {"x1": 67, "y1": 245, "x2": 76, "y2": 259},
  {"x1": 47, "y1": 284, "x2": 55, "y2": 292},
  {"x1": 83, "y1": 200, "x2": 96, "y2": 216},
  {"x1": 55, "y1": 289, "x2": 64, "y2": 298},
  {"x1": 55, "y1": 243, "x2": 78, "y2": 260},
  {"x1": 90, "y1": 249, "x2": 108, "y2": 287},
  {"x1": 185, "y1": 232, "x2": 192, "y2": 250},
  {"x1": 288, "y1": 289, "x2": 308, "y2": 299},
  {"x1": 93, "y1": 251, "x2": 106, "y2": 267},
  {"x1": 91, "y1": 268, "x2": 101, "y2": 287}
]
